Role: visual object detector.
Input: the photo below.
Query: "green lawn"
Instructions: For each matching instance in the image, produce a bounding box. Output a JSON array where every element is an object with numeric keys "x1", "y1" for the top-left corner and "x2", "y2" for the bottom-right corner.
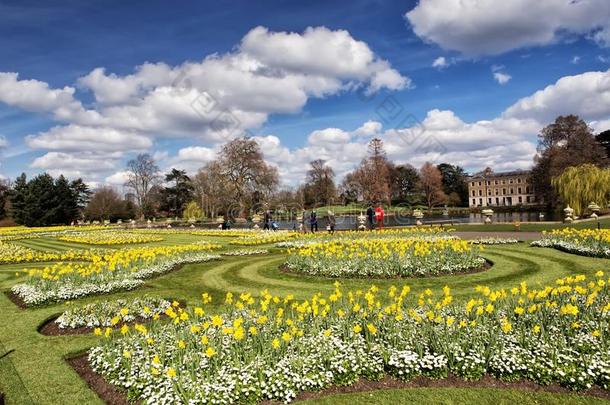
[
  {"x1": 0, "y1": 234, "x2": 608, "y2": 404},
  {"x1": 451, "y1": 216, "x2": 610, "y2": 232}
]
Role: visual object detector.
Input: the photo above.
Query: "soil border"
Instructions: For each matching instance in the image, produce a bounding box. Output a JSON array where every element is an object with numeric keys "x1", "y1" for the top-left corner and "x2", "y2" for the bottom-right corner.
[
  {"x1": 280, "y1": 259, "x2": 493, "y2": 280},
  {"x1": 67, "y1": 353, "x2": 131, "y2": 405},
  {"x1": 3, "y1": 290, "x2": 27, "y2": 310},
  {"x1": 69, "y1": 353, "x2": 609, "y2": 404}
]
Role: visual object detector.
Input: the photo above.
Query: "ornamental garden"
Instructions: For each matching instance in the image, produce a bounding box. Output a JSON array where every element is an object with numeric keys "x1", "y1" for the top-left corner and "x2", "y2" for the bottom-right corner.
[{"x1": 1, "y1": 223, "x2": 610, "y2": 404}]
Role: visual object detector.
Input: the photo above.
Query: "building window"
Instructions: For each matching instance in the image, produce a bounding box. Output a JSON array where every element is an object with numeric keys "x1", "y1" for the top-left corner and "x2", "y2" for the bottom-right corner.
[
  {"x1": 488, "y1": 198, "x2": 492, "y2": 204},
  {"x1": 479, "y1": 198, "x2": 483, "y2": 205},
  {"x1": 495, "y1": 197, "x2": 499, "y2": 205},
  {"x1": 471, "y1": 182, "x2": 475, "y2": 187},
  {"x1": 472, "y1": 198, "x2": 476, "y2": 205},
  {"x1": 488, "y1": 190, "x2": 491, "y2": 196},
  {"x1": 526, "y1": 186, "x2": 530, "y2": 194},
  {"x1": 478, "y1": 190, "x2": 482, "y2": 196},
  {"x1": 502, "y1": 180, "x2": 505, "y2": 184},
  {"x1": 478, "y1": 181, "x2": 482, "y2": 186},
  {"x1": 472, "y1": 190, "x2": 475, "y2": 196},
  {"x1": 510, "y1": 188, "x2": 514, "y2": 194},
  {"x1": 518, "y1": 187, "x2": 522, "y2": 194},
  {"x1": 502, "y1": 188, "x2": 506, "y2": 195},
  {"x1": 495, "y1": 189, "x2": 499, "y2": 195},
  {"x1": 518, "y1": 196, "x2": 522, "y2": 203},
  {"x1": 494, "y1": 180, "x2": 498, "y2": 185},
  {"x1": 517, "y1": 178, "x2": 522, "y2": 183}
]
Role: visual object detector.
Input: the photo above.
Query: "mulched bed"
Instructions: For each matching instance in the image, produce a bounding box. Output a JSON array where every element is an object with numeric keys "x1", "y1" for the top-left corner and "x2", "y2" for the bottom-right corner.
[
  {"x1": 3, "y1": 290, "x2": 26, "y2": 309},
  {"x1": 67, "y1": 354, "x2": 131, "y2": 405},
  {"x1": 69, "y1": 353, "x2": 609, "y2": 404},
  {"x1": 39, "y1": 314, "x2": 169, "y2": 336},
  {"x1": 280, "y1": 259, "x2": 493, "y2": 280}
]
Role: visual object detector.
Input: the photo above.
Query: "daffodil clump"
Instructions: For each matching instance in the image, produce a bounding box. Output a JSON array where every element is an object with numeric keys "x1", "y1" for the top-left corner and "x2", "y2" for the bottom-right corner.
[
  {"x1": 532, "y1": 229, "x2": 610, "y2": 258},
  {"x1": 0, "y1": 225, "x2": 114, "y2": 238},
  {"x1": 222, "y1": 249, "x2": 269, "y2": 256},
  {"x1": 11, "y1": 243, "x2": 221, "y2": 305},
  {"x1": 285, "y1": 237, "x2": 485, "y2": 278},
  {"x1": 230, "y1": 231, "x2": 300, "y2": 246},
  {"x1": 190, "y1": 229, "x2": 259, "y2": 238},
  {"x1": 57, "y1": 231, "x2": 163, "y2": 245},
  {"x1": 90, "y1": 273, "x2": 610, "y2": 403},
  {"x1": 0, "y1": 241, "x2": 105, "y2": 265},
  {"x1": 56, "y1": 297, "x2": 171, "y2": 329}
]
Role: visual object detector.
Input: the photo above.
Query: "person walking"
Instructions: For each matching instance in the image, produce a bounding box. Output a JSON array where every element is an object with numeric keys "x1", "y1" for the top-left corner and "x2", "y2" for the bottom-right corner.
[
  {"x1": 310, "y1": 210, "x2": 318, "y2": 233},
  {"x1": 366, "y1": 205, "x2": 374, "y2": 230},
  {"x1": 327, "y1": 210, "x2": 336, "y2": 234},
  {"x1": 375, "y1": 205, "x2": 385, "y2": 230},
  {"x1": 263, "y1": 210, "x2": 271, "y2": 230}
]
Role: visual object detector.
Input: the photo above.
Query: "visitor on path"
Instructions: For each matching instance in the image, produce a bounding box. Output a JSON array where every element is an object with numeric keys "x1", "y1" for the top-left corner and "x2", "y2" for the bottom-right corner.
[
  {"x1": 263, "y1": 210, "x2": 271, "y2": 230},
  {"x1": 310, "y1": 210, "x2": 318, "y2": 233},
  {"x1": 271, "y1": 221, "x2": 279, "y2": 231},
  {"x1": 301, "y1": 209, "x2": 307, "y2": 233},
  {"x1": 375, "y1": 205, "x2": 385, "y2": 230},
  {"x1": 326, "y1": 210, "x2": 336, "y2": 234},
  {"x1": 366, "y1": 206, "x2": 374, "y2": 230}
]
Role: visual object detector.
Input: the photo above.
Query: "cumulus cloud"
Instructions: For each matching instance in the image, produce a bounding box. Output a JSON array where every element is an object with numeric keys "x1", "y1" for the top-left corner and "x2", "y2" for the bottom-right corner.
[
  {"x1": 0, "y1": 26, "x2": 410, "y2": 182},
  {"x1": 26, "y1": 125, "x2": 152, "y2": 152},
  {"x1": 504, "y1": 69, "x2": 610, "y2": 122},
  {"x1": 432, "y1": 56, "x2": 449, "y2": 69},
  {"x1": 406, "y1": 0, "x2": 610, "y2": 55},
  {"x1": 493, "y1": 72, "x2": 512, "y2": 85},
  {"x1": 30, "y1": 151, "x2": 122, "y2": 179}
]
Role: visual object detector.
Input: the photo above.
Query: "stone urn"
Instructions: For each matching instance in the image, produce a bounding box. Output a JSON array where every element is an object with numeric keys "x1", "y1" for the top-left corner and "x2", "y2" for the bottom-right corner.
[
  {"x1": 357, "y1": 212, "x2": 367, "y2": 231},
  {"x1": 588, "y1": 202, "x2": 601, "y2": 219},
  {"x1": 413, "y1": 209, "x2": 424, "y2": 226},
  {"x1": 563, "y1": 205, "x2": 574, "y2": 223},
  {"x1": 147, "y1": 219, "x2": 152, "y2": 228},
  {"x1": 481, "y1": 208, "x2": 494, "y2": 224},
  {"x1": 442, "y1": 205, "x2": 449, "y2": 217}
]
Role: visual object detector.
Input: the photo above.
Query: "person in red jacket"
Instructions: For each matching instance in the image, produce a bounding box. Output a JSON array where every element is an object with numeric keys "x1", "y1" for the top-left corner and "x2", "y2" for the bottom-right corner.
[{"x1": 374, "y1": 205, "x2": 385, "y2": 230}]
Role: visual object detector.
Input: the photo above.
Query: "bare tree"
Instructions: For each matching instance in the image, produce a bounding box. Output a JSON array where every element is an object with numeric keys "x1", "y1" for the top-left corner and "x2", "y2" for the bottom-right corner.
[
  {"x1": 304, "y1": 159, "x2": 336, "y2": 206},
  {"x1": 193, "y1": 161, "x2": 229, "y2": 219},
  {"x1": 85, "y1": 187, "x2": 129, "y2": 221},
  {"x1": 125, "y1": 153, "x2": 160, "y2": 219},
  {"x1": 419, "y1": 162, "x2": 447, "y2": 209},
  {"x1": 217, "y1": 137, "x2": 279, "y2": 216}
]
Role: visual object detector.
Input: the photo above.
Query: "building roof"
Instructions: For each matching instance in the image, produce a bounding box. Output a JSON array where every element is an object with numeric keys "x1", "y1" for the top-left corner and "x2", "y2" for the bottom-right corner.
[{"x1": 469, "y1": 169, "x2": 531, "y2": 180}]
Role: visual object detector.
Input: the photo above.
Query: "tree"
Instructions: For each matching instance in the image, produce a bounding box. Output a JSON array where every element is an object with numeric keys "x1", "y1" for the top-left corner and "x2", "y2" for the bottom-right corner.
[
  {"x1": 0, "y1": 179, "x2": 9, "y2": 220},
  {"x1": 217, "y1": 137, "x2": 279, "y2": 216},
  {"x1": 183, "y1": 201, "x2": 203, "y2": 221},
  {"x1": 193, "y1": 161, "x2": 231, "y2": 219},
  {"x1": 389, "y1": 164, "x2": 420, "y2": 204},
  {"x1": 10, "y1": 173, "x2": 28, "y2": 224},
  {"x1": 303, "y1": 159, "x2": 336, "y2": 207},
  {"x1": 551, "y1": 164, "x2": 610, "y2": 216},
  {"x1": 85, "y1": 187, "x2": 130, "y2": 222},
  {"x1": 54, "y1": 175, "x2": 79, "y2": 224},
  {"x1": 160, "y1": 169, "x2": 194, "y2": 218},
  {"x1": 531, "y1": 115, "x2": 608, "y2": 208},
  {"x1": 436, "y1": 163, "x2": 468, "y2": 206},
  {"x1": 125, "y1": 153, "x2": 160, "y2": 219},
  {"x1": 23, "y1": 173, "x2": 58, "y2": 226},
  {"x1": 598, "y1": 129, "x2": 610, "y2": 157},
  {"x1": 418, "y1": 162, "x2": 447, "y2": 209}
]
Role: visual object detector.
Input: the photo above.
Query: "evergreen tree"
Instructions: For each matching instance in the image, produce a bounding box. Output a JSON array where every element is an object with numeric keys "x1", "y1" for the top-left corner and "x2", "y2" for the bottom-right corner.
[
  {"x1": 23, "y1": 173, "x2": 57, "y2": 226},
  {"x1": 10, "y1": 173, "x2": 28, "y2": 224},
  {"x1": 160, "y1": 169, "x2": 194, "y2": 217},
  {"x1": 0, "y1": 180, "x2": 8, "y2": 220},
  {"x1": 54, "y1": 175, "x2": 78, "y2": 224}
]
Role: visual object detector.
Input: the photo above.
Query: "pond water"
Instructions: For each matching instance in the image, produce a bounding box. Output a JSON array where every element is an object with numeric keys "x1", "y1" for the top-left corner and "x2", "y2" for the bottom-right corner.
[{"x1": 196, "y1": 211, "x2": 560, "y2": 231}]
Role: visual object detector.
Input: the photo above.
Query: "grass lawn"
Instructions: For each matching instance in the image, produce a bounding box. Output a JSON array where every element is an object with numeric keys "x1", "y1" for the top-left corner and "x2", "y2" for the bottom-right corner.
[
  {"x1": 450, "y1": 216, "x2": 610, "y2": 232},
  {"x1": 0, "y1": 234, "x2": 608, "y2": 404}
]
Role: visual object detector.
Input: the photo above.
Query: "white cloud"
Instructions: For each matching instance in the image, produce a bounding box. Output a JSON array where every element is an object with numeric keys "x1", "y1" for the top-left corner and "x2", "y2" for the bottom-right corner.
[
  {"x1": 30, "y1": 151, "x2": 121, "y2": 179},
  {"x1": 432, "y1": 56, "x2": 448, "y2": 69},
  {"x1": 353, "y1": 120, "x2": 382, "y2": 137},
  {"x1": 406, "y1": 0, "x2": 610, "y2": 56},
  {"x1": 105, "y1": 171, "x2": 132, "y2": 186},
  {"x1": 571, "y1": 56, "x2": 581, "y2": 64},
  {"x1": 593, "y1": 27, "x2": 610, "y2": 48},
  {"x1": 307, "y1": 128, "x2": 352, "y2": 147},
  {"x1": 504, "y1": 69, "x2": 610, "y2": 123},
  {"x1": 25, "y1": 125, "x2": 152, "y2": 152},
  {"x1": 493, "y1": 72, "x2": 512, "y2": 85},
  {"x1": 0, "y1": 135, "x2": 7, "y2": 149},
  {"x1": 0, "y1": 26, "x2": 409, "y2": 183}
]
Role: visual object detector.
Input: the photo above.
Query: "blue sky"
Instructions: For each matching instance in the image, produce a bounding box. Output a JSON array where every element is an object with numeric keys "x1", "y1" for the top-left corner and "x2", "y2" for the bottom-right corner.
[{"x1": 1, "y1": 0, "x2": 610, "y2": 186}]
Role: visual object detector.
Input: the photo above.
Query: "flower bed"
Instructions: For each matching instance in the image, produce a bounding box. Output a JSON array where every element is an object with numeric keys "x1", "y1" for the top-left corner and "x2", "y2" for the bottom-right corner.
[
  {"x1": 531, "y1": 229, "x2": 610, "y2": 258},
  {"x1": 230, "y1": 231, "x2": 300, "y2": 246},
  {"x1": 469, "y1": 238, "x2": 520, "y2": 245},
  {"x1": 90, "y1": 273, "x2": 610, "y2": 403},
  {"x1": 11, "y1": 243, "x2": 221, "y2": 306},
  {"x1": 56, "y1": 297, "x2": 171, "y2": 329},
  {"x1": 222, "y1": 249, "x2": 269, "y2": 256},
  {"x1": 57, "y1": 231, "x2": 163, "y2": 245},
  {"x1": 284, "y1": 237, "x2": 485, "y2": 278},
  {"x1": 0, "y1": 242, "x2": 105, "y2": 265}
]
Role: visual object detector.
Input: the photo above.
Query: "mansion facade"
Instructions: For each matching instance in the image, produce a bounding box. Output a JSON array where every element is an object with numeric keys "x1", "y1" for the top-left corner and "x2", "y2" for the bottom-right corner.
[{"x1": 468, "y1": 168, "x2": 536, "y2": 208}]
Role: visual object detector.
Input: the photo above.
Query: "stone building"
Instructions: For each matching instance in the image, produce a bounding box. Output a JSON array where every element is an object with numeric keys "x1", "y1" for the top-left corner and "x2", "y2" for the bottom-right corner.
[{"x1": 468, "y1": 168, "x2": 535, "y2": 208}]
